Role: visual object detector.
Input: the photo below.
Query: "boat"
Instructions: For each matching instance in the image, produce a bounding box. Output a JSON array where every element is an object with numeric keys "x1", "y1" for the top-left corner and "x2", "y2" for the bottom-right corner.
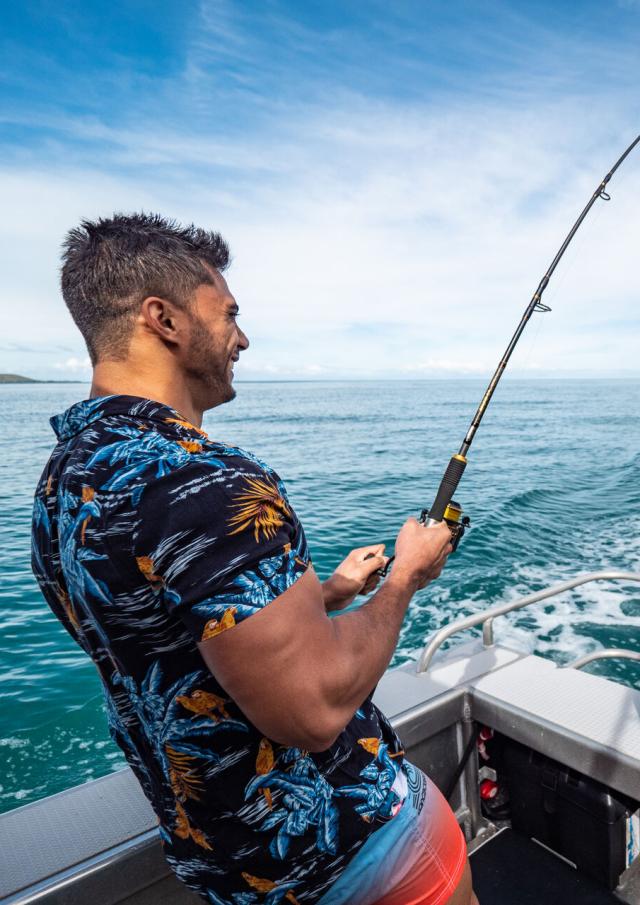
[{"x1": 2, "y1": 570, "x2": 639, "y2": 904}]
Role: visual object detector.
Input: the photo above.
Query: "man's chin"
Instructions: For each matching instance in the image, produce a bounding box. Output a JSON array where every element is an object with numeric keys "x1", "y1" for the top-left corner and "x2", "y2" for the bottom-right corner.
[
  {"x1": 193, "y1": 373, "x2": 237, "y2": 411},
  {"x1": 213, "y1": 378, "x2": 236, "y2": 405}
]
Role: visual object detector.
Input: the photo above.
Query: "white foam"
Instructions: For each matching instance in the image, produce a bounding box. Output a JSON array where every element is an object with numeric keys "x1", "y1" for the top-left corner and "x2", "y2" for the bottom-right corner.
[{"x1": 399, "y1": 515, "x2": 640, "y2": 671}]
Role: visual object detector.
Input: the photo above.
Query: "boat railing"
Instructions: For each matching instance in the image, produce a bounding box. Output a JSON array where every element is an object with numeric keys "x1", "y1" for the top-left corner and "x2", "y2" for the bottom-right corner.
[
  {"x1": 416, "y1": 571, "x2": 640, "y2": 674},
  {"x1": 567, "y1": 648, "x2": 640, "y2": 670}
]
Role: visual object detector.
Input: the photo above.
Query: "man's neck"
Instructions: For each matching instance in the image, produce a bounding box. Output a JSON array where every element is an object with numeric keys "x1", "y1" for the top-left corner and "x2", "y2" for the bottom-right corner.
[{"x1": 90, "y1": 361, "x2": 204, "y2": 427}]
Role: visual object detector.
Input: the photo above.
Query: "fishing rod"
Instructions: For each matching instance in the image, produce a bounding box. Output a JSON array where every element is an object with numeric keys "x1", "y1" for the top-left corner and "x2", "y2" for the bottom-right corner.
[{"x1": 378, "y1": 134, "x2": 640, "y2": 576}]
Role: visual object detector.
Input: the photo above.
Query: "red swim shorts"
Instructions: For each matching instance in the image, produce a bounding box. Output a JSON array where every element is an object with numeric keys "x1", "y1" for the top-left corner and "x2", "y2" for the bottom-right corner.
[{"x1": 369, "y1": 769, "x2": 467, "y2": 905}]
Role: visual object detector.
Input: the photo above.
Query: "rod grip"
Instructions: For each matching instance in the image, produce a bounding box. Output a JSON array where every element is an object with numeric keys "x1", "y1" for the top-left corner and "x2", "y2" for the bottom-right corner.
[{"x1": 428, "y1": 455, "x2": 467, "y2": 522}]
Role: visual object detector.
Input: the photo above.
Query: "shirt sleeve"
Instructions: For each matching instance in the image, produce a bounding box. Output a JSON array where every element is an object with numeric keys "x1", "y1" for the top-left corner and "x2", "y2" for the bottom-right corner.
[{"x1": 131, "y1": 460, "x2": 310, "y2": 643}]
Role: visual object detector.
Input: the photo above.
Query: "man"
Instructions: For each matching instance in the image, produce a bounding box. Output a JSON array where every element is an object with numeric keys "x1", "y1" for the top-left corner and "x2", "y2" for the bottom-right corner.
[{"x1": 32, "y1": 214, "x2": 478, "y2": 904}]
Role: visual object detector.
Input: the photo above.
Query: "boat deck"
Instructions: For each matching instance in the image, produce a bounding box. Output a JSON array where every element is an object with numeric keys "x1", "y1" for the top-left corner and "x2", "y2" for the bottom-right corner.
[{"x1": 471, "y1": 829, "x2": 629, "y2": 904}]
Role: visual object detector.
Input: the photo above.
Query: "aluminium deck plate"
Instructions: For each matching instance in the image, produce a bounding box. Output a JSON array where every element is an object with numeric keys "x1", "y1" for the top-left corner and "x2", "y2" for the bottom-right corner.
[{"x1": 0, "y1": 768, "x2": 156, "y2": 901}]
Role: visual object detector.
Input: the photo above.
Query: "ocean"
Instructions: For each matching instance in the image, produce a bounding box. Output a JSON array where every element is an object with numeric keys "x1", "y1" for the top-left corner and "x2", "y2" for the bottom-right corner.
[{"x1": 1, "y1": 379, "x2": 639, "y2": 815}]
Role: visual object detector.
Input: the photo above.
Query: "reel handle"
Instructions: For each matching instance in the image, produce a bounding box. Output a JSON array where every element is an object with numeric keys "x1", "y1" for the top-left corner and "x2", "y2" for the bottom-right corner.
[{"x1": 366, "y1": 502, "x2": 470, "y2": 579}]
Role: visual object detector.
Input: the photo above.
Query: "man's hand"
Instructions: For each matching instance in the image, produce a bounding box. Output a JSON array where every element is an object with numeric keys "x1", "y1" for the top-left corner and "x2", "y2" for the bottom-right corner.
[
  {"x1": 322, "y1": 544, "x2": 389, "y2": 611},
  {"x1": 388, "y1": 518, "x2": 453, "y2": 591}
]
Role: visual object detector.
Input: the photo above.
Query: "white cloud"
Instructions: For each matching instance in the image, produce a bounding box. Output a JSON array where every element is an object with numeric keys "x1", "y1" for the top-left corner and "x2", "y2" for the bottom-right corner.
[
  {"x1": 1, "y1": 13, "x2": 639, "y2": 379},
  {"x1": 54, "y1": 356, "x2": 91, "y2": 372}
]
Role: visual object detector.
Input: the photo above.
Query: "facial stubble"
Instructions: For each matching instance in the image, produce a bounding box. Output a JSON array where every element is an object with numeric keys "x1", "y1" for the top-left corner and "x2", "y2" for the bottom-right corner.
[{"x1": 185, "y1": 312, "x2": 236, "y2": 404}]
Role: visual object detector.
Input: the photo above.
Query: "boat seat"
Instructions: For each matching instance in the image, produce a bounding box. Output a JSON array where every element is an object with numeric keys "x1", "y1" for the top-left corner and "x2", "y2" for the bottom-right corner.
[
  {"x1": 470, "y1": 655, "x2": 640, "y2": 801},
  {"x1": 375, "y1": 645, "x2": 640, "y2": 800}
]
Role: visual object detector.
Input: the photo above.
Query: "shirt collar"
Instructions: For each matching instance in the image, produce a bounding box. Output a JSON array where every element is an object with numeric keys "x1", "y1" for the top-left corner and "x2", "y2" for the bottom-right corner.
[{"x1": 50, "y1": 395, "x2": 207, "y2": 442}]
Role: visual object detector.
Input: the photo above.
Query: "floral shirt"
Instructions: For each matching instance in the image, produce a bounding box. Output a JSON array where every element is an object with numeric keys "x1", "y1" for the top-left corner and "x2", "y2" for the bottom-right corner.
[{"x1": 31, "y1": 395, "x2": 406, "y2": 905}]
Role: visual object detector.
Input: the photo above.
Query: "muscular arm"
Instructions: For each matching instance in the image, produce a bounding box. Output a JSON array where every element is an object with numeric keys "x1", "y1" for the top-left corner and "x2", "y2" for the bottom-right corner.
[{"x1": 197, "y1": 519, "x2": 451, "y2": 751}]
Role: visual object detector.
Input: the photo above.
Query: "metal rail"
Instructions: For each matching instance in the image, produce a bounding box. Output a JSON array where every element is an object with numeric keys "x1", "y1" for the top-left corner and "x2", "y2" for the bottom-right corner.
[
  {"x1": 568, "y1": 649, "x2": 640, "y2": 670},
  {"x1": 416, "y1": 571, "x2": 640, "y2": 674}
]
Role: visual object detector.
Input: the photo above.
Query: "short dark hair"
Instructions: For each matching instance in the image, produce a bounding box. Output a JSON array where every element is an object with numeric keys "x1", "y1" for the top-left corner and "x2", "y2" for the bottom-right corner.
[{"x1": 61, "y1": 212, "x2": 230, "y2": 363}]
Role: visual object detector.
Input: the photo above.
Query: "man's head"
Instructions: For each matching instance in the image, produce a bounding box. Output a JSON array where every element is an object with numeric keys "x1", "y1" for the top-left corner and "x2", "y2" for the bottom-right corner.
[{"x1": 61, "y1": 212, "x2": 249, "y2": 407}]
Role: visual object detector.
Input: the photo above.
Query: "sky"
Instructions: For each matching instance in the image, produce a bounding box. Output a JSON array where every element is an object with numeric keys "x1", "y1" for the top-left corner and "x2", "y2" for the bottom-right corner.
[{"x1": 1, "y1": 0, "x2": 639, "y2": 381}]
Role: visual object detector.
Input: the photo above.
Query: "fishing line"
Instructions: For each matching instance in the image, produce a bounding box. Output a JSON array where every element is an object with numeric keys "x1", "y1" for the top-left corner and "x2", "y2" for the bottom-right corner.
[
  {"x1": 515, "y1": 309, "x2": 544, "y2": 374},
  {"x1": 513, "y1": 160, "x2": 612, "y2": 372},
  {"x1": 539, "y1": 183, "x2": 608, "y2": 312},
  {"x1": 516, "y1": 197, "x2": 604, "y2": 372},
  {"x1": 516, "y1": 197, "x2": 607, "y2": 373},
  {"x1": 375, "y1": 134, "x2": 640, "y2": 577}
]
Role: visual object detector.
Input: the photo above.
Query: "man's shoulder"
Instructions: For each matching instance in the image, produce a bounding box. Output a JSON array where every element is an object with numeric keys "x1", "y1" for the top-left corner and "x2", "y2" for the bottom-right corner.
[
  {"x1": 74, "y1": 411, "x2": 278, "y2": 503},
  {"x1": 44, "y1": 396, "x2": 281, "y2": 502}
]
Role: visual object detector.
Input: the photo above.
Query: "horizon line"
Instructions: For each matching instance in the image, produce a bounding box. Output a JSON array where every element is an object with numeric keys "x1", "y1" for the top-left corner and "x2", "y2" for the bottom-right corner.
[{"x1": 3, "y1": 375, "x2": 640, "y2": 385}]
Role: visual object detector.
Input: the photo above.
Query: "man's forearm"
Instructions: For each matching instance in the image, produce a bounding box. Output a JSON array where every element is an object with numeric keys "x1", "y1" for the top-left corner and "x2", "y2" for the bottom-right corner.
[
  {"x1": 321, "y1": 574, "x2": 358, "y2": 612},
  {"x1": 320, "y1": 571, "x2": 418, "y2": 729}
]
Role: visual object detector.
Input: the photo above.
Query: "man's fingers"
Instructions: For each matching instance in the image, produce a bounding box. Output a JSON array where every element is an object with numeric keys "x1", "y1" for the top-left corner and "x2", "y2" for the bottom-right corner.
[
  {"x1": 362, "y1": 553, "x2": 386, "y2": 575},
  {"x1": 361, "y1": 568, "x2": 385, "y2": 594},
  {"x1": 357, "y1": 543, "x2": 386, "y2": 561}
]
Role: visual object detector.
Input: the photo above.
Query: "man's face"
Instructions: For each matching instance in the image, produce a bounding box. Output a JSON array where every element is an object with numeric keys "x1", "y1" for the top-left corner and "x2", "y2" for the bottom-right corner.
[{"x1": 183, "y1": 271, "x2": 249, "y2": 408}]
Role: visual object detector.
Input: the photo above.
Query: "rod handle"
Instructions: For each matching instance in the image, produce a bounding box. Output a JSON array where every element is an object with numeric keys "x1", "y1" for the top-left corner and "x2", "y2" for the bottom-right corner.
[{"x1": 428, "y1": 455, "x2": 467, "y2": 522}]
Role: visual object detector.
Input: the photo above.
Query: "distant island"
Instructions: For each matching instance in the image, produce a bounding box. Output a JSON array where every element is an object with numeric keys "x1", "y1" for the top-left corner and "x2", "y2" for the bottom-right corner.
[
  {"x1": 0, "y1": 373, "x2": 38, "y2": 383},
  {"x1": 0, "y1": 373, "x2": 84, "y2": 384}
]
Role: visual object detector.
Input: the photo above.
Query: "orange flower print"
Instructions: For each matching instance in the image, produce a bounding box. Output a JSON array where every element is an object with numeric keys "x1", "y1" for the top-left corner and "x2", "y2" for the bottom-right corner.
[
  {"x1": 57, "y1": 582, "x2": 80, "y2": 633},
  {"x1": 358, "y1": 736, "x2": 404, "y2": 760},
  {"x1": 166, "y1": 744, "x2": 204, "y2": 803},
  {"x1": 200, "y1": 606, "x2": 237, "y2": 640},
  {"x1": 80, "y1": 486, "x2": 95, "y2": 544},
  {"x1": 242, "y1": 873, "x2": 300, "y2": 905},
  {"x1": 177, "y1": 440, "x2": 203, "y2": 454},
  {"x1": 136, "y1": 556, "x2": 164, "y2": 592},
  {"x1": 255, "y1": 737, "x2": 275, "y2": 809},
  {"x1": 228, "y1": 476, "x2": 290, "y2": 543},
  {"x1": 176, "y1": 689, "x2": 232, "y2": 723},
  {"x1": 164, "y1": 417, "x2": 209, "y2": 438},
  {"x1": 174, "y1": 800, "x2": 212, "y2": 850},
  {"x1": 357, "y1": 737, "x2": 381, "y2": 756}
]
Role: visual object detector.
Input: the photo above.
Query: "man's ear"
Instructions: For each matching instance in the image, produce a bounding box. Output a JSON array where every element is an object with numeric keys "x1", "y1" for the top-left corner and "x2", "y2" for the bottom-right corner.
[{"x1": 139, "y1": 296, "x2": 184, "y2": 345}]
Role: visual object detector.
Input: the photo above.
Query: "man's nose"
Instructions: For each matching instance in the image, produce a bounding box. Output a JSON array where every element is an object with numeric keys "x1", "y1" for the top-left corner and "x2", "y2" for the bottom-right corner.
[{"x1": 238, "y1": 327, "x2": 250, "y2": 350}]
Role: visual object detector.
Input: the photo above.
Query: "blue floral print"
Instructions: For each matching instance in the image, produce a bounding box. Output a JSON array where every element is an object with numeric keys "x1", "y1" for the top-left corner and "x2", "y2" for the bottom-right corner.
[{"x1": 32, "y1": 395, "x2": 406, "y2": 903}]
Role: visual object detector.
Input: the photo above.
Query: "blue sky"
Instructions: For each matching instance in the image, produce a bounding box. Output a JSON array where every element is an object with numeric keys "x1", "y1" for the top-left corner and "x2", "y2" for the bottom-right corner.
[{"x1": 1, "y1": 0, "x2": 639, "y2": 380}]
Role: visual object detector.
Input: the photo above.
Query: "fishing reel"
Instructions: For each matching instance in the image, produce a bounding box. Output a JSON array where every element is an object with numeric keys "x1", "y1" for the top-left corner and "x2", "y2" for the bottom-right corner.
[
  {"x1": 420, "y1": 500, "x2": 470, "y2": 553},
  {"x1": 374, "y1": 500, "x2": 470, "y2": 579}
]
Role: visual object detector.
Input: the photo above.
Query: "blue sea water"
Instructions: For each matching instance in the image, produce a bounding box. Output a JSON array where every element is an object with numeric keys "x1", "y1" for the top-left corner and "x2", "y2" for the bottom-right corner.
[{"x1": 1, "y1": 379, "x2": 639, "y2": 815}]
